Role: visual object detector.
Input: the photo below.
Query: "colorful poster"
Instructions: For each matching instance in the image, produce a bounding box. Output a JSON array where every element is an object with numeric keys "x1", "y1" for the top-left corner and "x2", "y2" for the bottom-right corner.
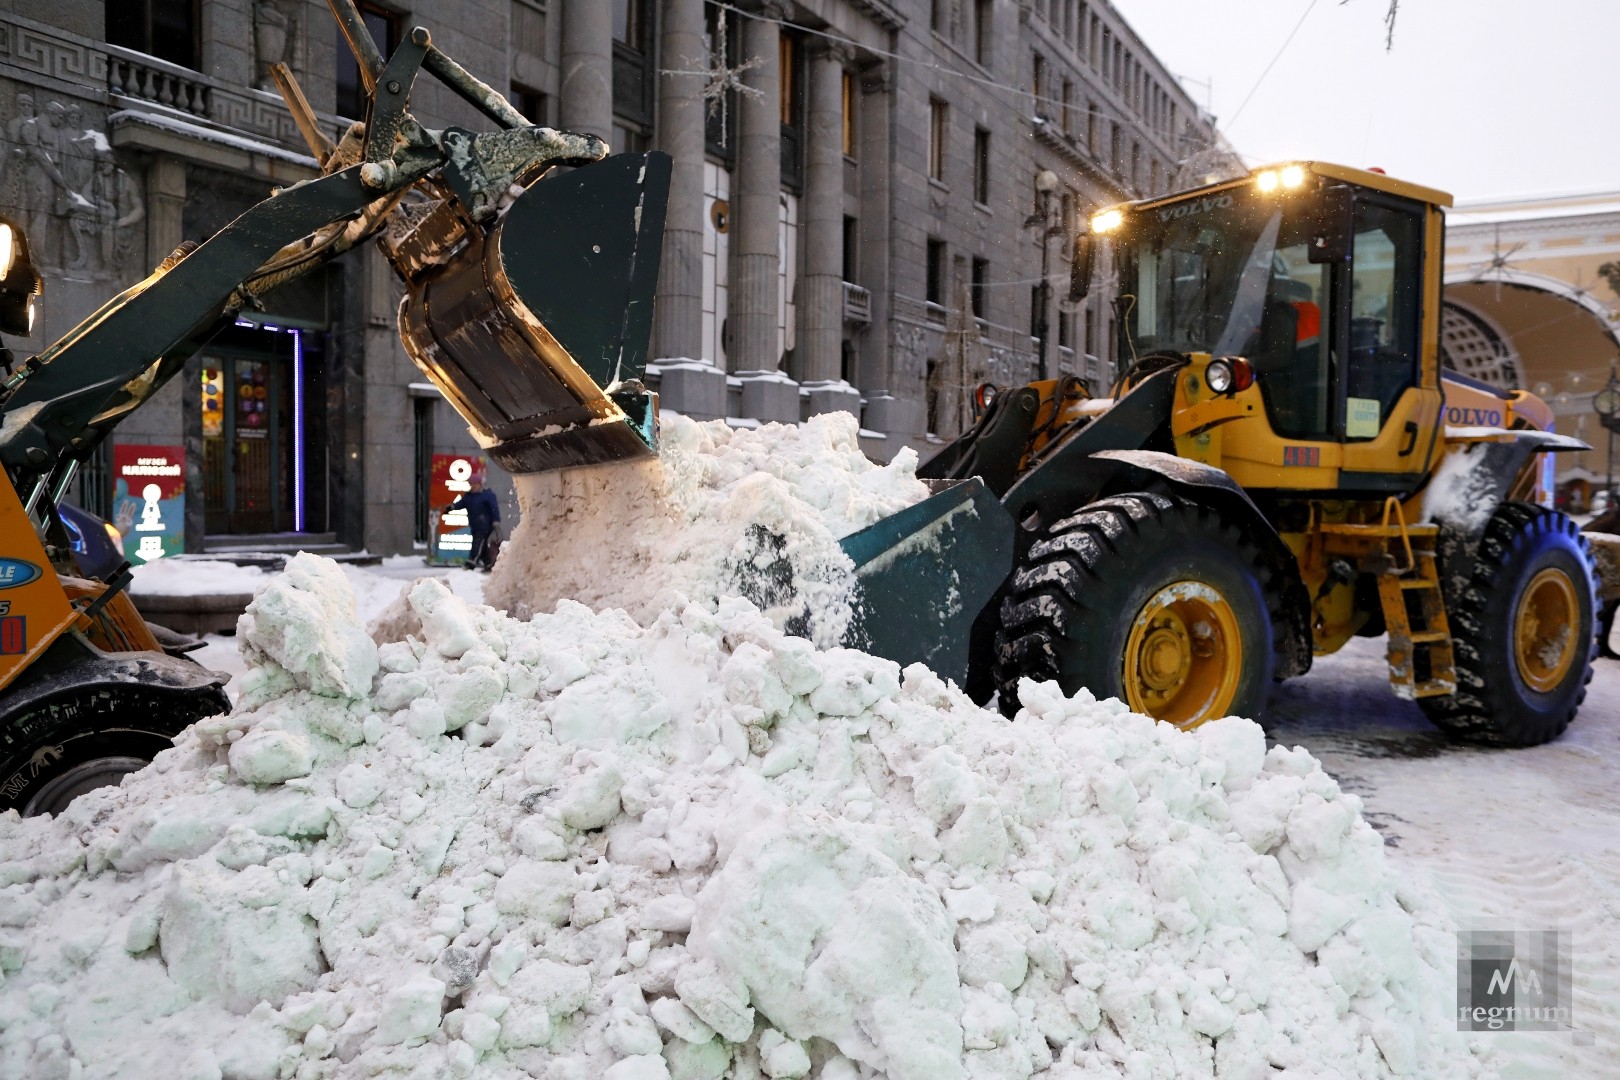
[
  {"x1": 111, "y1": 444, "x2": 185, "y2": 564},
  {"x1": 429, "y1": 453, "x2": 485, "y2": 566}
]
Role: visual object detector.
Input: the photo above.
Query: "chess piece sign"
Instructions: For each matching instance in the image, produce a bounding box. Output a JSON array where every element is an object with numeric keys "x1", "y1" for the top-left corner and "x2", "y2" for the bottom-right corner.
[
  {"x1": 429, "y1": 454, "x2": 485, "y2": 566},
  {"x1": 112, "y1": 444, "x2": 185, "y2": 563}
]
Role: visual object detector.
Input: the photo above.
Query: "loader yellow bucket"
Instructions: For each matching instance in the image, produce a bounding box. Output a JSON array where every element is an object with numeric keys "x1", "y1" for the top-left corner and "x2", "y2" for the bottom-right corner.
[{"x1": 395, "y1": 151, "x2": 671, "y2": 473}]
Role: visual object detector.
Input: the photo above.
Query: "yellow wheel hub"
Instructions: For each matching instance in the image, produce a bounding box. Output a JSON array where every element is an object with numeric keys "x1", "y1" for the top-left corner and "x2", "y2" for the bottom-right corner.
[
  {"x1": 1513, "y1": 567, "x2": 1579, "y2": 693},
  {"x1": 1123, "y1": 581, "x2": 1242, "y2": 729}
]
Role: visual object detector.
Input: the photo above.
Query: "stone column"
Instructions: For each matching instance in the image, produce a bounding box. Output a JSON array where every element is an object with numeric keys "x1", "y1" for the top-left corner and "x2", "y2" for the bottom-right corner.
[
  {"x1": 799, "y1": 41, "x2": 860, "y2": 418},
  {"x1": 142, "y1": 156, "x2": 207, "y2": 550},
  {"x1": 729, "y1": 2, "x2": 798, "y2": 422},
  {"x1": 146, "y1": 155, "x2": 186, "y2": 269},
  {"x1": 559, "y1": 0, "x2": 612, "y2": 139},
  {"x1": 651, "y1": 0, "x2": 726, "y2": 419},
  {"x1": 854, "y1": 62, "x2": 918, "y2": 449}
]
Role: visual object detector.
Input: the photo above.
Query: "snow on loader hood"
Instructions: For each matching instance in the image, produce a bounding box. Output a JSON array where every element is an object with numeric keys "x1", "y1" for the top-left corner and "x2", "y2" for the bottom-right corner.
[{"x1": 0, "y1": 412, "x2": 1490, "y2": 1079}]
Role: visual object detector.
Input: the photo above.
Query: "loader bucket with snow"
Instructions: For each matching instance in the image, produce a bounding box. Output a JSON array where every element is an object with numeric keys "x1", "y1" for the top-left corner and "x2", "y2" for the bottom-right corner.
[
  {"x1": 394, "y1": 151, "x2": 672, "y2": 474},
  {"x1": 839, "y1": 478, "x2": 1017, "y2": 689}
]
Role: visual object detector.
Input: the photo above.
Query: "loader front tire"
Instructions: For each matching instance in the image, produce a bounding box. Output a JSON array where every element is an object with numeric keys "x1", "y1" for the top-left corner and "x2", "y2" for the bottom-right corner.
[
  {"x1": 994, "y1": 493, "x2": 1280, "y2": 727},
  {"x1": 1421, "y1": 503, "x2": 1595, "y2": 746},
  {"x1": 1, "y1": 691, "x2": 213, "y2": 816}
]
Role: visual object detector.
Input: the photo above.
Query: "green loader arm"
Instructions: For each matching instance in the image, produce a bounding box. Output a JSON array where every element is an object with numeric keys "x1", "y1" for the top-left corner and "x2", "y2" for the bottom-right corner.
[{"x1": 1, "y1": 0, "x2": 669, "y2": 508}]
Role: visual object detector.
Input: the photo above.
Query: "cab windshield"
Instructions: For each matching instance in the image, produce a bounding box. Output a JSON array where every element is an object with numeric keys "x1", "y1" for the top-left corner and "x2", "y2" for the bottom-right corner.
[
  {"x1": 1119, "y1": 190, "x2": 1302, "y2": 357},
  {"x1": 1116, "y1": 186, "x2": 1337, "y2": 438}
]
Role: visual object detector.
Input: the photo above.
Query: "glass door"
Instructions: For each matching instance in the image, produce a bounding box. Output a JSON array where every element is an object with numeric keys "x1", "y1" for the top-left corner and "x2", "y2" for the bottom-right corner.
[{"x1": 201, "y1": 347, "x2": 296, "y2": 534}]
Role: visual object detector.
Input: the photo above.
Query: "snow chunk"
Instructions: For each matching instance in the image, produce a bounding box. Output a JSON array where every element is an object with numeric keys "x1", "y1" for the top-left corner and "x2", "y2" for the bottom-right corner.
[{"x1": 237, "y1": 552, "x2": 378, "y2": 698}]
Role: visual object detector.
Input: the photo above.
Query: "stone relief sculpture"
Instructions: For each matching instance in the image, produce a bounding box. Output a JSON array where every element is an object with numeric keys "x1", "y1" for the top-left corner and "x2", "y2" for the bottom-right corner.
[
  {"x1": 2, "y1": 92, "x2": 144, "y2": 279},
  {"x1": 254, "y1": 1, "x2": 298, "y2": 91}
]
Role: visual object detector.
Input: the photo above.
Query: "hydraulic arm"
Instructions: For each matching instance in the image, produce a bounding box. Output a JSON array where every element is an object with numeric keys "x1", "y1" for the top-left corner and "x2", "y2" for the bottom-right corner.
[{"x1": 0, "y1": 0, "x2": 669, "y2": 508}]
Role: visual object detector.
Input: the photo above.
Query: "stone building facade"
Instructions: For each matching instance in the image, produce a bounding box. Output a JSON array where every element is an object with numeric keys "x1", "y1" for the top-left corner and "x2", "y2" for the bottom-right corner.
[{"x1": 0, "y1": 0, "x2": 1223, "y2": 555}]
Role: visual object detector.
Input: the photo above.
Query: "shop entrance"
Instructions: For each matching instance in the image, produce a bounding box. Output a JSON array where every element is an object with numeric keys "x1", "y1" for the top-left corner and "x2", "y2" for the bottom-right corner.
[{"x1": 201, "y1": 323, "x2": 306, "y2": 535}]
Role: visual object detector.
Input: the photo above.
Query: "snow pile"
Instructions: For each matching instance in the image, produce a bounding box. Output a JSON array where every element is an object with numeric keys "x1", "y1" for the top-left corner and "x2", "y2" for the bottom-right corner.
[
  {"x1": 0, "y1": 555, "x2": 1489, "y2": 1079},
  {"x1": 484, "y1": 411, "x2": 930, "y2": 647}
]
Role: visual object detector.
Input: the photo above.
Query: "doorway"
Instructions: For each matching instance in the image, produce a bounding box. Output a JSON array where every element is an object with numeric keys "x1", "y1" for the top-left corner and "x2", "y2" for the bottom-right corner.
[{"x1": 201, "y1": 323, "x2": 305, "y2": 535}]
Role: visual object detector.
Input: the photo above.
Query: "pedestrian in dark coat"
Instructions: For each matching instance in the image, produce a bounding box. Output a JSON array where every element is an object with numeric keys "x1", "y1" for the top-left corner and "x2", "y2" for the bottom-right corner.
[{"x1": 450, "y1": 475, "x2": 501, "y2": 571}]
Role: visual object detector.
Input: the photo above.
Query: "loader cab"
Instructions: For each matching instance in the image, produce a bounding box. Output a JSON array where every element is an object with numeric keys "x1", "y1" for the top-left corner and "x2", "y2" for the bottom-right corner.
[{"x1": 1108, "y1": 163, "x2": 1449, "y2": 493}]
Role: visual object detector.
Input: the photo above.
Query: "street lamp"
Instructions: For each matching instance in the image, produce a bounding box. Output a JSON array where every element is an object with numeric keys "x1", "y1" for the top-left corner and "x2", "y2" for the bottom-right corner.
[
  {"x1": 1025, "y1": 168, "x2": 1062, "y2": 381},
  {"x1": 1595, "y1": 363, "x2": 1620, "y2": 506}
]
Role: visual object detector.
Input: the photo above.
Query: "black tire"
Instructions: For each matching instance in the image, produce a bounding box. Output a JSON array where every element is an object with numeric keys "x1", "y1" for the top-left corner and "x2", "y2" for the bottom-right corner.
[
  {"x1": 1420, "y1": 503, "x2": 1596, "y2": 747},
  {"x1": 994, "y1": 493, "x2": 1283, "y2": 727},
  {"x1": 1, "y1": 691, "x2": 207, "y2": 816}
]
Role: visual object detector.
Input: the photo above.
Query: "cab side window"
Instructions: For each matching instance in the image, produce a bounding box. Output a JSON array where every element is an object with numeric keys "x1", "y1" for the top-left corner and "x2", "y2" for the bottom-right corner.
[{"x1": 1344, "y1": 202, "x2": 1422, "y2": 439}]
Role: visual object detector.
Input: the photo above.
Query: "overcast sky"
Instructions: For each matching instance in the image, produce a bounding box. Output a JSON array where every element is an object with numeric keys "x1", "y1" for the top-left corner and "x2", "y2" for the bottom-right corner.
[{"x1": 1110, "y1": 0, "x2": 1620, "y2": 205}]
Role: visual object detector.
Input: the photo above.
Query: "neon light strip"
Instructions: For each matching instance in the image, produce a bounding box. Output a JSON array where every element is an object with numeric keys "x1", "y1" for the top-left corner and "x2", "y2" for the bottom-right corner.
[{"x1": 292, "y1": 328, "x2": 305, "y2": 533}]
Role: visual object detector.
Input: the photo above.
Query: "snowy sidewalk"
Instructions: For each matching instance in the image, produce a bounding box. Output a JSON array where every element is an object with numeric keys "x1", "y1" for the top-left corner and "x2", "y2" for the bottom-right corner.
[{"x1": 1265, "y1": 638, "x2": 1620, "y2": 1078}]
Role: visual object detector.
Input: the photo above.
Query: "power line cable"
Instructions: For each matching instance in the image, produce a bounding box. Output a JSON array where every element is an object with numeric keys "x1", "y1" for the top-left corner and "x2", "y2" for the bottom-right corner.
[{"x1": 1227, "y1": 0, "x2": 1321, "y2": 130}]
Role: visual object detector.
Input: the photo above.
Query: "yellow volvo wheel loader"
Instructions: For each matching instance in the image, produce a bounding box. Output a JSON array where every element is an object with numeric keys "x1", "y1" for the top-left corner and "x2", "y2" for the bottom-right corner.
[{"x1": 916, "y1": 162, "x2": 1596, "y2": 746}]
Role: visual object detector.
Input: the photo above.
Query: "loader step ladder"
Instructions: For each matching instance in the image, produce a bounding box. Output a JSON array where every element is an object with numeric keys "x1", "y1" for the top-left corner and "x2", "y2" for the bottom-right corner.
[{"x1": 1319, "y1": 498, "x2": 1457, "y2": 700}]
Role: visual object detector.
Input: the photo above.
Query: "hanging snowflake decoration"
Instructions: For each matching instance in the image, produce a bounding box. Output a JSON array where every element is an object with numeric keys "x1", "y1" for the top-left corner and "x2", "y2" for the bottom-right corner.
[{"x1": 660, "y1": 8, "x2": 764, "y2": 148}]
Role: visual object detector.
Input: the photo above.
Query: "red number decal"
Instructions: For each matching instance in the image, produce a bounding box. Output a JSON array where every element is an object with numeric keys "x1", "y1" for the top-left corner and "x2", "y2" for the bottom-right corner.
[{"x1": 0, "y1": 617, "x2": 24, "y2": 655}]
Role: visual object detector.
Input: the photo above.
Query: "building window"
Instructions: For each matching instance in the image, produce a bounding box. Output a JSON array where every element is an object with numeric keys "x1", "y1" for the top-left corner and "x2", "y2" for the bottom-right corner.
[
  {"x1": 843, "y1": 216, "x2": 859, "y2": 281},
  {"x1": 512, "y1": 0, "x2": 546, "y2": 58},
  {"x1": 968, "y1": 0, "x2": 991, "y2": 66},
  {"x1": 612, "y1": 0, "x2": 645, "y2": 43},
  {"x1": 926, "y1": 238, "x2": 946, "y2": 307},
  {"x1": 971, "y1": 258, "x2": 988, "y2": 321},
  {"x1": 1087, "y1": 101, "x2": 1098, "y2": 148},
  {"x1": 780, "y1": 33, "x2": 806, "y2": 189},
  {"x1": 1061, "y1": 79, "x2": 1074, "y2": 135},
  {"x1": 413, "y1": 397, "x2": 434, "y2": 545},
  {"x1": 842, "y1": 71, "x2": 857, "y2": 157},
  {"x1": 335, "y1": 2, "x2": 400, "y2": 119},
  {"x1": 107, "y1": 0, "x2": 200, "y2": 70},
  {"x1": 1032, "y1": 54, "x2": 1046, "y2": 117},
  {"x1": 509, "y1": 84, "x2": 549, "y2": 126},
  {"x1": 973, "y1": 128, "x2": 990, "y2": 205},
  {"x1": 613, "y1": 0, "x2": 653, "y2": 152},
  {"x1": 932, "y1": 0, "x2": 947, "y2": 33},
  {"x1": 928, "y1": 98, "x2": 948, "y2": 182}
]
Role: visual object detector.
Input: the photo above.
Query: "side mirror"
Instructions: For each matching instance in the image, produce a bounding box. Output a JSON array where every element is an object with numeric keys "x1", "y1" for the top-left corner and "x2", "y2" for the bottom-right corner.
[
  {"x1": 1308, "y1": 185, "x2": 1354, "y2": 264},
  {"x1": 1069, "y1": 233, "x2": 1094, "y2": 301}
]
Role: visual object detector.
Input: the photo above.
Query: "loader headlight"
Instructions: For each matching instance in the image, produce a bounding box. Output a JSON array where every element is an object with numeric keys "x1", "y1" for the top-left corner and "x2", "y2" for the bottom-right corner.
[
  {"x1": 1205, "y1": 357, "x2": 1255, "y2": 395},
  {"x1": 1255, "y1": 164, "x2": 1307, "y2": 194},
  {"x1": 1090, "y1": 208, "x2": 1125, "y2": 234},
  {"x1": 0, "y1": 223, "x2": 13, "y2": 280}
]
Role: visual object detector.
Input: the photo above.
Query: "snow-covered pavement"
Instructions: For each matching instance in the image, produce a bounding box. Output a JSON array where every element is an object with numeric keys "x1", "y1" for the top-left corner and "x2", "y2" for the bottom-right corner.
[{"x1": 1265, "y1": 639, "x2": 1620, "y2": 1078}]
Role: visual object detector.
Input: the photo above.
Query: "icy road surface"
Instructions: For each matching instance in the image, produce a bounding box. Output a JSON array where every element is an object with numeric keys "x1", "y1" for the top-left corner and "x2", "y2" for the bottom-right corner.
[
  {"x1": 193, "y1": 561, "x2": 1620, "y2": 1077},
  {"x1": 1264, "y1": 639, "x2": 1620, "y2": 1078}
]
